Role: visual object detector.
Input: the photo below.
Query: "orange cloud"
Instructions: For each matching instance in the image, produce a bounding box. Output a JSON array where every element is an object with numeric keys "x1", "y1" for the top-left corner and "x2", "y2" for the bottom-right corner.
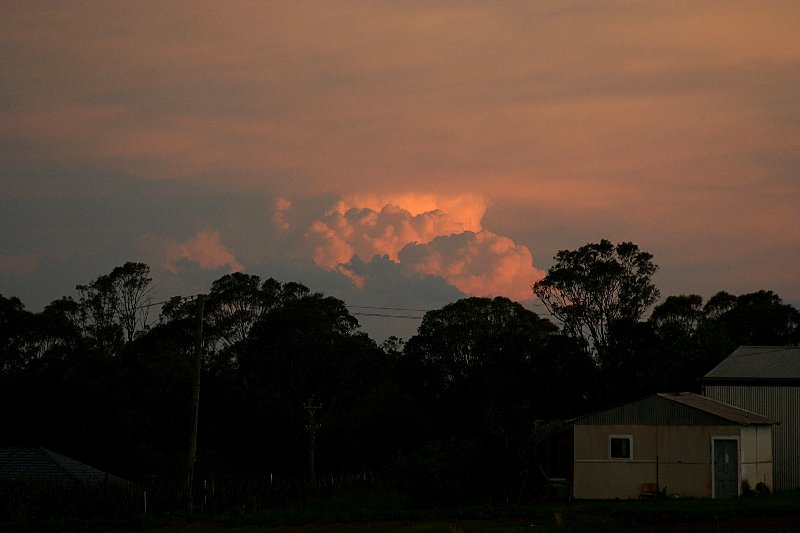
[
  {"x1": 308, "y1": 218, "x2": 355, "y2": 269},
  {"x1": 308, "y1": 200, "x2": 468, "y2": 268},
  {"x1": 336, "y1": 264, "x2": 366, "y2": 290},
  {"x1": 308, "y1": 195, "x2": 543, "y2": 301},
  {"x1": 399, "y1": 230, "x2": 544, "y2": 302},
  {"x1": 159, "y1": 230, "x2": 243, "y2": 273},
  {"x1": 333, "y1": 194, "x2": 486, "y2": 232}
]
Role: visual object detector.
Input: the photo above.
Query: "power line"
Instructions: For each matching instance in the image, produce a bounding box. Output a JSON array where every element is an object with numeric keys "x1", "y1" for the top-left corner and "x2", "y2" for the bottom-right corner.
[
  {"x1": 347, "y1": 304, "x2": 432, "y2": 313},
  {"x1": 349, "y1": 302, "x2": 549, "y2": 311},
  {"x1": 352, "y1": 312, "x2": 424, "y2": 320},
  {"x1": 135, "y1": 295, "x2": 547, "y2": 321},
  {"x1": 131, "y1": 294, "x2": 201, "y2": 311}
]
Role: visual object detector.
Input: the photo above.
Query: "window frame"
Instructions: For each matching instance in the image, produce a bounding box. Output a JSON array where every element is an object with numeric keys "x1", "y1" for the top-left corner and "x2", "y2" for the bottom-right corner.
[{"x1": 609, "y1": 435, "x2": 633, "y2": 461}]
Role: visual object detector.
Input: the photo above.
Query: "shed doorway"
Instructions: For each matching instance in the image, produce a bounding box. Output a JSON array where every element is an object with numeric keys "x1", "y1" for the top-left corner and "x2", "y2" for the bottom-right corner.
[{"x1": 713, "y1": 439, "x2": 738, "y2": 498}]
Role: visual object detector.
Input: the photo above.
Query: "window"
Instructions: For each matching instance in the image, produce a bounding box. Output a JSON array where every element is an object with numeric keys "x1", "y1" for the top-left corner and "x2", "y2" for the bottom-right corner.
[{"x1": 610, "y1": 435, "x2": 632, "y2": 460}]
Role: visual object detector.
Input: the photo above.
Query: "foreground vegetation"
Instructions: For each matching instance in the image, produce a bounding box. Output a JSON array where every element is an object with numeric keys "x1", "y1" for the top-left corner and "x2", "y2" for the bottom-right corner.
[
  {"x1": 2, "y1": 240, "x2": 798, "y2": 514},
  {"x1": 3, "y1": 487, "x2": 800, "y2": 532},
  {"x1": 209, "y1": 490, "x2": 800, "y2": 531}
]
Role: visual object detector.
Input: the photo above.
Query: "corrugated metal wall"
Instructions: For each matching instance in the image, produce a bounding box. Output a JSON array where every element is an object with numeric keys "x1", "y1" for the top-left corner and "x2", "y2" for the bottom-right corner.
[{"x1": 705, "y1": 385, "x2": 800, "y2": 492}]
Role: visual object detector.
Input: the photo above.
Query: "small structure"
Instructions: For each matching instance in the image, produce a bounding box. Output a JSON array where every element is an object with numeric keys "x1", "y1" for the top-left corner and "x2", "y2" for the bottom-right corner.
[
  {"x1": 572, "y1": 392, "x2": 773, "y2": 499},
  {"x1": 702, "y1": 345, "x2": 800, "y2": 491},
  {"x1": 0, "y1": 447, "x2": 124, "y2": 485}
]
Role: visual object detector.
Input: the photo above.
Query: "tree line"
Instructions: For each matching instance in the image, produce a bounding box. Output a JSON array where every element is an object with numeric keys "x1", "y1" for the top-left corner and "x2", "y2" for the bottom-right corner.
[{"x1": 1, "y1": 241, "x2": 798, "y2": 508}]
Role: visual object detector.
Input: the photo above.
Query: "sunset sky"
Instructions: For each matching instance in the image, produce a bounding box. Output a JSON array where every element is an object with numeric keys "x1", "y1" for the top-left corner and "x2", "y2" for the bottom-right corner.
[{"x1": 2, "y1": 1, "x2": 799, "y2": 341}]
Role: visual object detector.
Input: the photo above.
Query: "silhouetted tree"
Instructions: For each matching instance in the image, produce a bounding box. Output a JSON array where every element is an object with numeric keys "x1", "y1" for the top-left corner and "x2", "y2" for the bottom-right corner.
[
  {"x1": 650, "y1": 294, "x2": 704, "y2": 337},
  {"x1": 76, "y1": 262, "x2": 153, "y2": 356},
  {"x1": 643, "y1": 290, "x2": 800, "y2": 396},
  {"x1": 0, "y1": 294, "x2": 31, "y2": 374},
  {"x1": 3, "y1": 256, "x2": 798, "y2": 512},
  {"x1": 203, "y1": 273, "x2": 283, "y2": 368},
  {"x1": 399, "y1": 297, "x2": 591, "y2": 503},
  {"x1": 714, "y1": 290, "x2": 800, "y2": 347},
  {"x1": 533, "y1": 240, "x2": 660, "y2": 366},
  {"x1": 232, "y1": 290, "x2": 386, "y2": 477}
]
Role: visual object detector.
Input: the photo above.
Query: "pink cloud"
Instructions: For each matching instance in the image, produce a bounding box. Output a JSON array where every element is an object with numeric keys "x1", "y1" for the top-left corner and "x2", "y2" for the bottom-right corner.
[
  {"x1": 0, "y1": 253, "x2": 44, "y2": 277},
  {"x1": 273, "y1": 197, "x2": 291, "y2": 231},
  {"x1": 399, "y1": 230, "x2": 544, "y2": 302},
  {"x1": 336, "y1": 264, "x2": 366, "y2": 290},
  {"x1": 148, "y1": 230, "x2": 243, "y2": 273},
  {"x1": 333, "y1": 194, "x2": 486, "y2": 232},
  {"x1": 307, "y1": 195, "x2": 543, "y2": 302},
  {"x1": 308, "y1": 200, "x2": 468, "y2": 269},
  {"x1": 308, "y1": 219, "x2": 355, "y2": 269}
]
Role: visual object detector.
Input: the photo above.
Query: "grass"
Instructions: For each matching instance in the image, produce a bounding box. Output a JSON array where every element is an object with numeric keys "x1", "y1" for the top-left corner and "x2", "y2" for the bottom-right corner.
[
  {"x1": 540, "y1": 491, "x2": 800, "y2": 532},
  {"x1": 200, "y1": 490, "x2": 800, "y2": 532},
  {"x1": 4, "y1": 490, "x2": 800, "y2": 532}
]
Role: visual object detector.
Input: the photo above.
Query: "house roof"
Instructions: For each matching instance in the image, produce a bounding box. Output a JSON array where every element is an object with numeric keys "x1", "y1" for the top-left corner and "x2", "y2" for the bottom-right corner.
[
  {"x1": 0, "y1": 447, "x2": 123, "y2": 484},
  {"x1": 703, "y1": 346, "x2": 800, "y2": 382},
  {"x1": 572, "y1": 392, "x2": 774, "y2": 426}
]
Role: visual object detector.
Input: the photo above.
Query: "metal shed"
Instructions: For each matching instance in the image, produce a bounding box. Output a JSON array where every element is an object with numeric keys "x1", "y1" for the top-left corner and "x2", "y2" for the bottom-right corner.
[
  {"x1": 702, "y1": 345, "x2": 800, "y2": 492},
  {"x1": 572, "y1": 392, "x2": 773, "y2": 499}
]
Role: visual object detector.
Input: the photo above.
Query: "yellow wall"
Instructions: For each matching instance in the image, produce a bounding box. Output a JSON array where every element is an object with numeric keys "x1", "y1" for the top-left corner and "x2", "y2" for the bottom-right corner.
[{"x1": 573, "y1": 424, "x2": 773, "y2": 499}]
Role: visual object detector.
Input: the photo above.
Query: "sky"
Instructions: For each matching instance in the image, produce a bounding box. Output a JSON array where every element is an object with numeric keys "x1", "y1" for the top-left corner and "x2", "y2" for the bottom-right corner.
[{"x1": 2, "y1": 1, "x2": 799, "y2": 342}]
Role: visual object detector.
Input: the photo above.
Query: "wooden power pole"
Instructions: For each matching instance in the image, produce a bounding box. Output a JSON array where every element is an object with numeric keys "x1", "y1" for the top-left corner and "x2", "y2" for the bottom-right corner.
[
  {"x1": 304, "y1": 397, "x2": 321, "y2": 481},
  {"x1": 186, "y1": 294, "x2": 205, "y2": 521}
]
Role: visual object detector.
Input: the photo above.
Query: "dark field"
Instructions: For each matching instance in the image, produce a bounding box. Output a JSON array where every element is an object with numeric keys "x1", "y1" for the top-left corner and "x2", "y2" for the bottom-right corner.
[
  {"x1": 7, "y1": 491, "x2": 798, "y2": 533},
  {"x1": 108, "y1": 515, "x2": 800, "y2": 533}
]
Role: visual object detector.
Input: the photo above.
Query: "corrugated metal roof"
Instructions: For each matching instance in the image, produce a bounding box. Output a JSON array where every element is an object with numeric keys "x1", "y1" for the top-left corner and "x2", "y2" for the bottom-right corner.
[
  {"x1": 0, "y1": 447, "x2": 123, "y2": 484},
  {"x1": 703, "y1": 346, "x2": 800, "y2": 380},
  {"x1": 658, "y1": 392, "x2": 773, "y2": 425},
  {"x1": 573, "y1": 392, "x2": 774, "y2": 426}
]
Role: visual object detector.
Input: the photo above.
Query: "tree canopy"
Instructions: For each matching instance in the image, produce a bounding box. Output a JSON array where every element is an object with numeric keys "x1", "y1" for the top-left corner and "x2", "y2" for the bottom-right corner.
[
  {"x1": 533, "y1": 239, "x2": 660, "y2": 362},
  {"x1": 75, "y1": 261, "x2": 153, "y2": 356},
  {"x1": 1, "y1": 252, "x2": 798, "y2": 513},
  {"x1": 398, "y1": 296, "x2": 592, "y2": 503}
]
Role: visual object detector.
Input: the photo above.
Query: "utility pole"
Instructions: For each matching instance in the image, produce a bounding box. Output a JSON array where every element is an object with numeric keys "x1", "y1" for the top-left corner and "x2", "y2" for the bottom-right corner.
[
  {"x1": 186, "y1": 294, "x2": 205, "y2": 521},
  {"x1": 304, "y1": 397, "x2": 321, "y2": 482}
]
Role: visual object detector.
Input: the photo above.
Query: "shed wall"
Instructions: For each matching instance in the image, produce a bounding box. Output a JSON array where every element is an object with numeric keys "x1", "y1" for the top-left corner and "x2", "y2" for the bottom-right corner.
[
  {"x1": 739, "y1": 425, "x2": 773, "y2": 491},
  {"x1": 705, "y1": 385, "x2": 798, "y2": 491},
  {"x1": 573, "y1": 424, "x2": 769, "y2": 499}
]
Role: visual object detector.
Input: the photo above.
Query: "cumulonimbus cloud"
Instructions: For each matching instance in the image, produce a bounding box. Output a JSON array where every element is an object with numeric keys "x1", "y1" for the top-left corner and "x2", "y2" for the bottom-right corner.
[
  {"x1": 142, "y1": 229, "x2": 243, "y2": 273},
  {"x1": 308, "y1": 203, "x2": 466, "y2": 269},
  {"x1": 332, "y1": 194, "x2": 486, "y2": 233},
  {"x1": 307, "y1": 194, "x2": 542, "y2": 301},
  {"x1": 399, "y1": 230, "x2": 545, "y2": 302}
]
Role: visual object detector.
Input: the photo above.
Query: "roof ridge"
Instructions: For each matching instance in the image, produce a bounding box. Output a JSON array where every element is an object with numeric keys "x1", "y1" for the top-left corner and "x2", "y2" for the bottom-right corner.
[
  {"x1": 730, "y1": 346, "x2": 797, "y2": 358},
  {"x1": 659, "y1": 392, "x2": 774, "y2": 425},
  {"x1": 703, "y1": 345, "x2": 800, "y2": 380},
  {"x1": 42, "y1": 448, "x2": 81, "y2": 483}
]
